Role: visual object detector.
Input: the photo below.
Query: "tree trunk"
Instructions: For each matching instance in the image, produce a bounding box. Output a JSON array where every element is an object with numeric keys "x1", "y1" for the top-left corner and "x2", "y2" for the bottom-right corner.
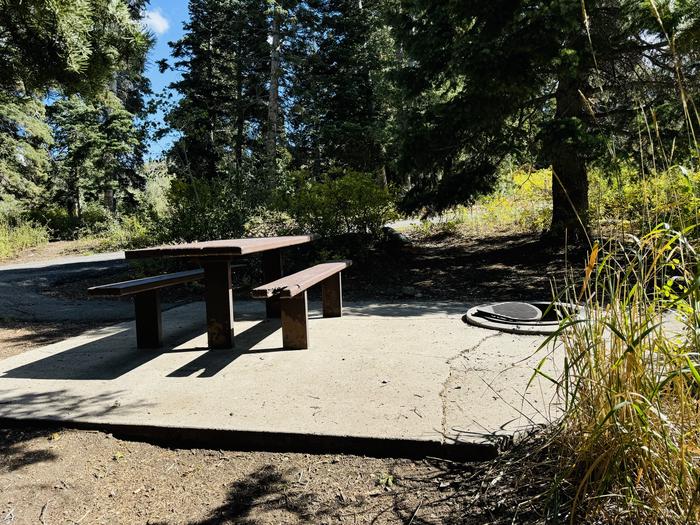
[
  {"x1": 549, "y1": 76, "x2": 589, "y2": 242},
  {"x1": 266, "y1": 2, "x2": 281, "y2": 187},
  {"x1": 235, "y1": 36, "x2": 244, "y2": 170}
]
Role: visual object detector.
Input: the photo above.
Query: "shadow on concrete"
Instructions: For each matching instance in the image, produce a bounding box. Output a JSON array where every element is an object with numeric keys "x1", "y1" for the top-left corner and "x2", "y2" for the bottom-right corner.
[
  {"x1": 342, "y1": 300, "x2": 471, "y2": 318},
  {"x1": 0, "y1": 318, "x2": 291, "y2": 381},
  {"x1": 1, "y1": 328, "x2": 171, "y2": 380},
  {"x1": 167, "y1": 320, "x2": 298, "y2": 378},
  {"x1": 0, "y1": 389, "x2": 152, "y2": 421}
]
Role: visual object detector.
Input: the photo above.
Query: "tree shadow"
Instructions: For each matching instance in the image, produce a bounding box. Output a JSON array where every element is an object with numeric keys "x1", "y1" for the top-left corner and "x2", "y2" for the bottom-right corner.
[
  {"x1": 0, "y1": 427, "x2": 57, "y2": 474},
  {"x1": 345, "y1": 231, "x2": 587, "y2": 303},
  {"x1": 0, "y1": 326, "x2": 184, "y2": 380},
  {"x1": 145, "y1": 465, "x2": 332, "y2": 525},
  {"x1": 0, "y1": 388, "x2": 153, "y2": 421},
  {"x1": 0, "y1": 320, "x2": 92, "y2": 349}
]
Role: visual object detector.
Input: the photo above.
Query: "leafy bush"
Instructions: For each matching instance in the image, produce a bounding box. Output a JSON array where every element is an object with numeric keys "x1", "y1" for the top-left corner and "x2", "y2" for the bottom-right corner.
[
  {"x1": 25, "y1": 205, "x2": 76, "y2": 240},
  {"x1": 162, "y1": 176, "x2": 254, "y2": 242},
  {"x1": 0, "y1": 221, "x2": 49, "y2": 259},
  {"x1": 433, "y1": 168, "x2": 553, "y2": 234},
  {"x1": 77, "y1": 202, "x2": 113, "y2": 236},
  {"x1": 589, "y1": 165, "x2": 700, "y2": 233},
  {"x1": 99, "y1": 215, "x2": 152, "y2": 250},
  {"x1": 244, "y1": 208, "x2": 297, "y2": 237},
  {"x1": 283, "y1": 169, "x2": 397, "y2": 238}
]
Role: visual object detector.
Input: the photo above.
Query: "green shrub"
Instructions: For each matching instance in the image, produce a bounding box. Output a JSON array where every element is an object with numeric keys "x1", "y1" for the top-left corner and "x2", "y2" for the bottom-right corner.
[
  {"x1": 244, "y1": 208, "x2": 297, "y2": 237},
  {"x1": 589, "y1": 165, "x2": 700, "y2": 233},
  {"x1": 25, "y1": 204, "x2": 76, "y2": 240},
  {"x1": 162, "y1": 176, "x2": 253, "y2": 242},
  {"x1": 77, "y1": 202, "x2": 114, "y2": 236},
  {"x1": 99, "y1": 215, "x2": 153, "y2": 250},
  {"x1": 284, "y1": 169, "x2": 397, "y2": 239},
  {"x1": 0, "y1": 221, "x2": 49, "y2": 259},
  {"x1": 431, "y1": 168, "x2": 553, "y2": 234}
]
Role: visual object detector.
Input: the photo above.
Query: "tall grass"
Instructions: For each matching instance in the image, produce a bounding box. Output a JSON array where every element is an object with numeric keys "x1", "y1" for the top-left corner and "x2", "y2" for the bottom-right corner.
[
  {"x1": 545, "y1": 224, "x2": 700, "y2": 523},
  {"x1": 0, "y1": 221, "x2": 49, "y2": 260}
]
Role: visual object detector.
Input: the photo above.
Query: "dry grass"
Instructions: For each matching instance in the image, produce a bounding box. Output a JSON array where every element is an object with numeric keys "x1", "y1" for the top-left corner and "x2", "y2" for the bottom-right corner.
[{"x1": 537, "y1": 225, "x2": 700, "y2": 523}]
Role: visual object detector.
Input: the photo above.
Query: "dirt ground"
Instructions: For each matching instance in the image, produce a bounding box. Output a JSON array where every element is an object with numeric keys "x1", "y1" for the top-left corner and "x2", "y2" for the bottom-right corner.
[
  {"x1": 0, "y1": 239, "x2": 109, "y2": 265},
  {"x1": 0, "y1": 229, "x2": 574, "y2": 524}
]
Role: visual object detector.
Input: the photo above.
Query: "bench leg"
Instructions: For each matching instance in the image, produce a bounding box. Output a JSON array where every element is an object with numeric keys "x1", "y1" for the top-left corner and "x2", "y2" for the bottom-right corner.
[
  {"x1": 262, "y1": 249, "x2": 283, "y2": 319},
  {"x1": 133, "y1": 290, "x2": 163, "y2": 349},
  {"x1": 281, "y1": 291, "x2": 308, "y2": 349},
  {"x1": 203, "y1": 260, "x2": 234, "y2": 349},
  {"x1": 321, "y1": 273, "x2": 343, "y2": 318}
]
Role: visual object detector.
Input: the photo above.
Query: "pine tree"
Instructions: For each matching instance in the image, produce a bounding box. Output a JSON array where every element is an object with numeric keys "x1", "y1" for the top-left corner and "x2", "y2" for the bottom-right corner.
[
  {"x1": 392, "y1": 0, "x2": 700, "y2": 238},
  {"x1": 0, "y1": 92, "x2": 52, "y2": 205},
  {"x1": 286, "y1": 0, "x2": 398, "y2": 178},
  {"x1": 163, "y1": 0, "x2": 270, "y2": 180},
  {"x1": 0, "y1": 0, "x2": 149, "y2": 94},
  {"x1": 0, "y1": 0, "x2": 151, "y2": 222},
  {"x1": 48, "y1": 93, "x2": 141, "y2": 219}
]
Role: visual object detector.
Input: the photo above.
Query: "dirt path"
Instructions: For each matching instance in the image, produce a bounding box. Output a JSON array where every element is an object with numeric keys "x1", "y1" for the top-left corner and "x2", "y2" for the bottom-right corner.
[{"x1": 0, "y1": 239, "x2": 109, "y2": 266}]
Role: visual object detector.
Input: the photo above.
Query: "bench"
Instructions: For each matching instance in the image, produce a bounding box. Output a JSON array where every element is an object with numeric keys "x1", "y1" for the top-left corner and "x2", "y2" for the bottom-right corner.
[
  {"x1": 251, "y1": 260, "x2": 352, "y2": 349},
  {"x1": 88, "y1": 269, "x2": 205, "y2": 349}
]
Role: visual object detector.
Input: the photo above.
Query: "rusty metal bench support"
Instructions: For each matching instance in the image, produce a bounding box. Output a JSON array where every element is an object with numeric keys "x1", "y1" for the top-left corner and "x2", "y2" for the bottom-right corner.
[
  {"x1": 281, "y1": 291, "x2": 309, "y2": 349},
  {"x1": 133, "y1": 290, "x2": 163, "y2": 349},
  {"x1": 321, "y1": 273, "x2": 342, "y2": 318},
  {"x1": 280, "y1": 273, "x2": 344, "y2": 349}
]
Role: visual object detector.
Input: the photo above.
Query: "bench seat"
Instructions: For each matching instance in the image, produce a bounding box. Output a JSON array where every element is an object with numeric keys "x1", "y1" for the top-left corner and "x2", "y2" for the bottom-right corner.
[
  {"x1": 88, "y1": 269, "x2": 205, "y2": 297},
  {"x1": 89, "y1": 269, "x2": 206, "y2": 349},
  {"x1": 252, "y1": 260, "x2": 352, "y2": 349}
]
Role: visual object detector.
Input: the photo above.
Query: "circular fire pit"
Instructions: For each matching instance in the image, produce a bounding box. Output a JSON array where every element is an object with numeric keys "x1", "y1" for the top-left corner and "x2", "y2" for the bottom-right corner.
[{"x1": 462, "y1": 301, "x2": 583, "y2": 335}]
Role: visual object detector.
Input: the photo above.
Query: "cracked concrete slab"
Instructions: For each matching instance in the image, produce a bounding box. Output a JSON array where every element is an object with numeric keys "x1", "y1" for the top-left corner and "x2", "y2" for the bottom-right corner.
[{"x1": 0, "y1": 300, "x2": 561, "y2": 459}]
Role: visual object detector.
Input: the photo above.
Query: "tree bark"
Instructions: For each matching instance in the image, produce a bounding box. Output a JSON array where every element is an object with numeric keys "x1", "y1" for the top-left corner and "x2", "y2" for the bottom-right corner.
[
  {"x1": 549, "y1": 76, "x2": 589, "y2": 242},
  {"x1": 235, "y1": 37, "x2": 244, "y2": 171},
  {"x1": 266, "y1": 2, "x2": 281, "y2": 187}
]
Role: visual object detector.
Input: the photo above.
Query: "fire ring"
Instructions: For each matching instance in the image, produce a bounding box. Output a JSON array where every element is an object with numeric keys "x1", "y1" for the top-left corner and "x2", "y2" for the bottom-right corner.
[{"x1": 462, "y1": 301, "x2": 584, "y2": 335}]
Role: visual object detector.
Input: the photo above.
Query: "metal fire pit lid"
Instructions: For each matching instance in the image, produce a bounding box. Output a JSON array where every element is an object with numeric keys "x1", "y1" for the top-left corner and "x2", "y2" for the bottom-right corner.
[{"x1": 463, "y1": 301, "x2": 582, "y2": 335}]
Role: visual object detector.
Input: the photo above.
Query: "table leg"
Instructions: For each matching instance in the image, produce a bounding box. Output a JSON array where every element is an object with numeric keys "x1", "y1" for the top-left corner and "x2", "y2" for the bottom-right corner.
[
  {"x1": 262, "y1": 249, "x2": 283, "y2": 318},
  {"x1": 203, "y1": 260, "x2": 234, "y2": 349}
]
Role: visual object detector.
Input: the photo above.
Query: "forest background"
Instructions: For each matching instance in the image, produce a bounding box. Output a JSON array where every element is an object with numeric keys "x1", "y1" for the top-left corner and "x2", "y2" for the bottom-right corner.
[{"x1": 1, "y1": 0, "x2": 699, "y2": 257}]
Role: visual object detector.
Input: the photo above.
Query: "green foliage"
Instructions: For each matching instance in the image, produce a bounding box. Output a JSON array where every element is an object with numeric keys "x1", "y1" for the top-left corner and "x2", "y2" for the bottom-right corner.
[
  {"x1": 99, "y1": 215, "x2": 152, "y2": 250},
  {"x1": 163, "y1": 0, "x2": 270, "y2": 180},
  {"x1": 0, "y1": 0, "x2": 150, "y2": 94},
  {"x1": 391, "y1": 0, "x2": 700, "y2": 234},
  {"x1": 162, "y1": 176, "x2": 253, "y2": 242},
  {"x1": 47, "y1": 93, "x2": 143, "y2": 219},
  {"x1": 589, "y1": 166, "x2": 700, "y2": 233},
  {"x1": 0, "y1": 92, "x2": 52, "y2": 203},
  {"x1": 283, "y1": 169, "x2": 397, "y2": 238},
  {"x1": 0, "y1": 221, "x2": 48, "y2": 259},
  {"x1": 286, "y1": 0, "x2": 398, "y2": 176},
  {"x1": 244, "y1": 209, "x2": 297, "y2": 238}
]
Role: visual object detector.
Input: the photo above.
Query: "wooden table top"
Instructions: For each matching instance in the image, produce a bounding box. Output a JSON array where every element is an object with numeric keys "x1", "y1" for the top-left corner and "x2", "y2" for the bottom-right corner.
[{"x1": 124, "y1": 235, "x2": 317, "y2": 259}]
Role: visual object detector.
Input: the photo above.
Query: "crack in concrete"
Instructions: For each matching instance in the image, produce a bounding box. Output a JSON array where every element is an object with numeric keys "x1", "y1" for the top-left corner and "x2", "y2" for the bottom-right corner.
[{"x1": 439, "y1": 332, "x2": 503, "y2": 441}]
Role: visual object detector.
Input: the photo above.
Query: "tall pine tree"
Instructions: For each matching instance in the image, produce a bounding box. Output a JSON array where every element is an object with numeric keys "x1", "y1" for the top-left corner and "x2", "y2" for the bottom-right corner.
[
  {"x1": 163, "y1": 0, "x2": 270, "y2": 180},
  {"x1": 285, "y1": 0, "x2": 398, "y2": 179},
  {"x1": 393, "y1": 0, "x2": 700, "y2": 238}
]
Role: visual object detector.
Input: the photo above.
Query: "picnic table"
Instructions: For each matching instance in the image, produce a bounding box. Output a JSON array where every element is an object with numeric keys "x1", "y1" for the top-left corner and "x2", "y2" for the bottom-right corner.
[{"x1": 125, "y1": 236, "x2": 316, "y2": 349}]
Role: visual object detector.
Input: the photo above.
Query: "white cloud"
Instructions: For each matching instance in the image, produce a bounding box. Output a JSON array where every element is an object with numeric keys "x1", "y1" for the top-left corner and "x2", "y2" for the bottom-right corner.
[{"x1": 143, "y1": 8, "x2": 170, "y2": 36}]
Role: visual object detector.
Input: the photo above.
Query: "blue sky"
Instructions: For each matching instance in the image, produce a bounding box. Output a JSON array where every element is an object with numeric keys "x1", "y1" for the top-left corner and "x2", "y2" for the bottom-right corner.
[{"x1": 142, "y1": 0, "x2": 189, "y2": 158}]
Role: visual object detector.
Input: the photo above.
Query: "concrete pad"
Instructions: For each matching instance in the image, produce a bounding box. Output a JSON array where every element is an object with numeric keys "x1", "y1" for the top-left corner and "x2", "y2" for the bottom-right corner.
[{"x1": 0, "y1": 301, "x2": 561, "y2": 459}]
